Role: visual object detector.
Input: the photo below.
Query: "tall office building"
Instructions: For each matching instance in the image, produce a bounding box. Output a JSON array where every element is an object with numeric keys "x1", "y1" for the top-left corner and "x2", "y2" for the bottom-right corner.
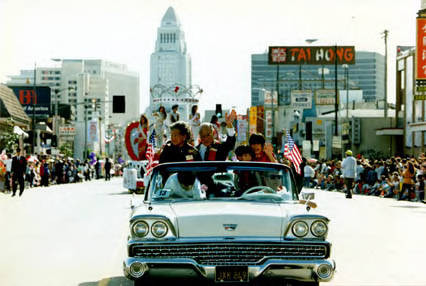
[
  {"x1": 7, "y1": 59, "x2": 139, "y2": 159},
  {"x1": 251, "y1": 51, "x2": 384, "y2": 106},
  {"x1": 149, "y1": 7, "x2": 195, "y2": 119}
]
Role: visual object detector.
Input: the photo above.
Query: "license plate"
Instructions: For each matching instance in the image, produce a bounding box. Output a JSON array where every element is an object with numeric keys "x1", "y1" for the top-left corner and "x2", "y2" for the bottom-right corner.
[{"x1": 215, "y1": 266, "x2": 248, "y2": 282}]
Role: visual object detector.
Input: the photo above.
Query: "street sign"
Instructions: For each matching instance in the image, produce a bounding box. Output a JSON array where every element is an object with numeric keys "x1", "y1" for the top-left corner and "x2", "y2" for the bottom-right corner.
[
  {"x1": 59, "y1": 126, "x2": 76, "y2": 136},
  {"x1": 315, "y1": 89, "x2": 338, "y2": 105},
  {"x1": 313, "y1": 140, "x2": 320, "y2": 152},
  {"x1": 264, "y1": 90, "x2": 278, "y2": 106},
  {"x1": 268, "y1": 46, "x2": 355, "y2": 65},
  {"x1": 249, "y1": 107, "x2": 257, "y2": 134},
  {"x1": 291, "y1": 90, "x2": 312, "y2": 109},
  {"x1": 332, "y1": 136, "x2": 342, "y2": 149},
  {"x1": 265, "y1": 110, "x2": 273, "y2": 140},
  {"x1": 236, "y1": 119, "x2": 248, "y2": 143},
  {"x1": 302, "y1": 140, "x2": 311, "y2": 158},
  {"x1": 87, "y1": 120, "x2": 98, "y2": 143}
]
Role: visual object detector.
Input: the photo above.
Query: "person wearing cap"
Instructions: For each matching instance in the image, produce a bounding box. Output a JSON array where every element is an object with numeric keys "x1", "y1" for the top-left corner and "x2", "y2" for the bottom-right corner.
[{"x1": 341, "y1": 149, "x2": 357, "y2": 199}]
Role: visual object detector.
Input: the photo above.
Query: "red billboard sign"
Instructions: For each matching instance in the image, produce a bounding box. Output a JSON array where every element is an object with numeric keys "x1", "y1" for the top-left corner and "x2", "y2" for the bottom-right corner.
[
  {"x1": 416, "y1": 18, "x2": 426, "y2": 80},
  {"x1": 268, "y1": 46, "x2": 355, "y2": 65}
]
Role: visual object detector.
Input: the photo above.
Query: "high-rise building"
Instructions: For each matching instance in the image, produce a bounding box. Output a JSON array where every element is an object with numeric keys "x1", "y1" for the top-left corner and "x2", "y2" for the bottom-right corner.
[
  {"x1": 149, "y1": 7, "x2": 196, "y2": 119},
  {"x1": 7, "y1": 59, "x2": 139, "y2": 159},
  {"x1": 251, "y1": 51, "x2": 384, "y2": 106}
]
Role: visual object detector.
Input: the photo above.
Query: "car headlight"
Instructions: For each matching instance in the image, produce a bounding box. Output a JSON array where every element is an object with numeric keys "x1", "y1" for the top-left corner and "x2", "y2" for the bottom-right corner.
[
  {"x1": 311, "y1": 220, "x2": 328, "y2": 237},
  {"x1": 132, "y1": 221, "x2": 149, "y2": 238},
  {"x1": 151, "y1": 221, "x2": 168, "y2": 238},
  {"x1": 292, "y1": 221, "x2": 309, "y2": 237}
]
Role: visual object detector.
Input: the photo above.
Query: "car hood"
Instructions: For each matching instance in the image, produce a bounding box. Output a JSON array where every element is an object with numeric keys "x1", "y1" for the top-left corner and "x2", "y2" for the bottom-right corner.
[{"x1": 170, "y1": 200, "x2": 288, "y2": 238}]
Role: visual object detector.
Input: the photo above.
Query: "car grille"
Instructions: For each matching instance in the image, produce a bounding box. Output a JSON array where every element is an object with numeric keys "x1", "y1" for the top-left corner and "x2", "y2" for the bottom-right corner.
[{"x1": 130, "y1": 242, "x2": 328, "y2": 265}]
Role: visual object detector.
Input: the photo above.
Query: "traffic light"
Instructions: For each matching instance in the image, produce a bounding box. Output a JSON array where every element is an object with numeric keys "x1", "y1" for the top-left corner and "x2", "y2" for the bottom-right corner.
[
  {"x1": 51, "y1": 135, "x2": 57, "y2": 147},
  {"x1": 113, "y1": 95, "x2": 125, "y2": 113},
  {"x1": 215, "y1": 104, "x2": 222, "y2": 118}
]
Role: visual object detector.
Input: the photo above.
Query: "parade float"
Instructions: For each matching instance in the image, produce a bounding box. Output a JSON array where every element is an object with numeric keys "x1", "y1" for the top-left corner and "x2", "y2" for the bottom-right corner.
[{"x1": 122, "y1": 120, "x2": 155, "y2": 194}]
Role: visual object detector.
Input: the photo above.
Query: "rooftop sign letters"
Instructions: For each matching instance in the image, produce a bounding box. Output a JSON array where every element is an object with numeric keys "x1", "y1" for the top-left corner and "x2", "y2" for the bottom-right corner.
[{"x1": 268, "y1": 46, "x2": 355, "y2": 65}]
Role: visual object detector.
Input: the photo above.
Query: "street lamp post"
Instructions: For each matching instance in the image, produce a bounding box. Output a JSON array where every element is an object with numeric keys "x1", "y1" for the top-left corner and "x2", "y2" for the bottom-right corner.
[
  {"x1": 84, "y1": 97, "x2": 88, "y2": 160},
  {"x1": 342, "y1": 64, "x2": 349, "y2": 119},
  {"x1": 382, "y1": 30, "x2": 389, "y2": 119}
]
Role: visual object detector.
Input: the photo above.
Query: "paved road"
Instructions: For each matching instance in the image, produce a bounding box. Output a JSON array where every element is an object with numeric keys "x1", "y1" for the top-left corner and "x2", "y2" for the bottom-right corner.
[{"x1": 0, "y1": 179, "x2": 425, "y2": 286}]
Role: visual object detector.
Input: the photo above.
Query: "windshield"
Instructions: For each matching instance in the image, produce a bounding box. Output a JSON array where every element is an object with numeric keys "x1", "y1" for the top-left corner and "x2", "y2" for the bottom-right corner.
[{"x1": 147, "y1": 163, "x2": 297, "y2": 202}]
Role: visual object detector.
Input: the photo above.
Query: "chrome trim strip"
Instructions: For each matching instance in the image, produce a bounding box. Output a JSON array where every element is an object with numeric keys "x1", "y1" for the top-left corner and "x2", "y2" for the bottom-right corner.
[
  {"x1": 127, "y1": 241, "x2": 330, "y2": 267},
  {"x1": 123, "y1": 257, "x2": 336, "y2": 282}
]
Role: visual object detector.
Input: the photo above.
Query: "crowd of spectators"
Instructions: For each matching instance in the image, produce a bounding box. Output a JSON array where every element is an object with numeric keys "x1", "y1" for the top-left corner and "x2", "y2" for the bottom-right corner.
[
  {"x1": 292, "y1": 155, "x2": 426, "y2": 202},
  {"x1": 0, "y1": 152, "x2": 123, "y2": 192}
]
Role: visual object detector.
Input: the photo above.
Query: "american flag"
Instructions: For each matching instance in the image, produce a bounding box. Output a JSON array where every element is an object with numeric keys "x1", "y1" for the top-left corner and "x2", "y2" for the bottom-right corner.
[
  {"x1": 284, "y1": 130, "x2": 302, "y2": 174},
  {"x1": 145, "y1": 129, "x2": 156, "y2": 176}
]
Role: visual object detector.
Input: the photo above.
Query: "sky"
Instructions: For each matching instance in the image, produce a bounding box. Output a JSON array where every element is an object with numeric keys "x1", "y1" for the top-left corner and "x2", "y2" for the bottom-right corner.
[{"x1": 0, "y1": 0, "x2": 422, "y2": 115}]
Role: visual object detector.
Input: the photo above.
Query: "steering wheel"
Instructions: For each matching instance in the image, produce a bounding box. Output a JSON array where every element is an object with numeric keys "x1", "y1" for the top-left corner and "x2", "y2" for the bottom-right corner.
[{"x1": 242, "y1": 186, "x2": 276, "y2": 196}]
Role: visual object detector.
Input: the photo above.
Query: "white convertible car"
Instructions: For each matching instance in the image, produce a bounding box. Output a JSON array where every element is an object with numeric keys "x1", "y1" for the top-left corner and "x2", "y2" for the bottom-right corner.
[{"x1": 123, "y1": 162, "x2": 335, "y2": 285}]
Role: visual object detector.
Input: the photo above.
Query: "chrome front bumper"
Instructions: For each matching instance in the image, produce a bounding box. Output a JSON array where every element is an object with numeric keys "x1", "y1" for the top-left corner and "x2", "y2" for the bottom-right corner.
[{"x1": 123, "y1": 257, "x2": 336, "y2": 282}]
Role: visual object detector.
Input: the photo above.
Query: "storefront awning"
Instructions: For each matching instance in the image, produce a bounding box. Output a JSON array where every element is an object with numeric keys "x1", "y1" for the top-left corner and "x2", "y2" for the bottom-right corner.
[
  {"x1": 13, "y1": 126, "x2": 29, "y2": 138},
  {"x1": 0, "y1": 85, "x2": 30, "y2": 128},
  {"x1": 376, "y1": 128, "x2": 404, "y2": 136}
]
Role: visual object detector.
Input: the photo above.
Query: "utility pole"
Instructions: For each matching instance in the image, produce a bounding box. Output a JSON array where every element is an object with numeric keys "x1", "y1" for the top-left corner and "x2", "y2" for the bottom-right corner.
[
  {"x1": 32, "y1": 64, "x2": 36, "y2": 154},
  {"x1": 334, "y1": 45, "x2": 338, "y2": 136},
  {"x1": 382, "y1": 29, "x2": 389, "y2": 119},
  {"x1": 273, "y1": 64, "x2": 279, "y2": 143}
]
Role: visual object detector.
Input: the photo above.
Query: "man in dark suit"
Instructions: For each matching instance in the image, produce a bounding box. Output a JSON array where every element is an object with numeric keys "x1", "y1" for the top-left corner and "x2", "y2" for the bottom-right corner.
[
  {"x1": 11, "y1": 148, "x2": 27, "y2": 197},
  {"x1": 196, "y1": 110, "x2": 236, "y2": 162},
  {"x1": 104, "y1": 158, "x2": 112, "y2": 181},
  {"x1": 195, "y1": 110, "x2": 237, "y2": 197}
]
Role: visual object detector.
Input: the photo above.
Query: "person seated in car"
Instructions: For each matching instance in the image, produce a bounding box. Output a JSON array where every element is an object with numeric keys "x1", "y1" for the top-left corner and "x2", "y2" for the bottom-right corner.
[
  {"x1": 159, "y1": 121, "x2": 201, "y2": 164},
  {"x1": 233, "y1": 145, "x2": 257, "y2": 196},
  {"x1": 235, "y1": 145, "x2": 253, "y2": 161},
  {"x1": 196, "y1": 110, "x2": 236, "y2": 161},
  {"x1": 248, "y1": 133, "x2": 277, "y2": 163},
  {"x1": 163, "y1": 172, "x2": 205, "y2": 199}
]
